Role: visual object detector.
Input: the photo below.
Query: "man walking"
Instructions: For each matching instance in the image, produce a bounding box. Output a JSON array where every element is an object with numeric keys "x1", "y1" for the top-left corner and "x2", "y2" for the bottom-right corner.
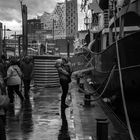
[{"x1": 20, "y1": 56, "x2": 34, "y2": 100}]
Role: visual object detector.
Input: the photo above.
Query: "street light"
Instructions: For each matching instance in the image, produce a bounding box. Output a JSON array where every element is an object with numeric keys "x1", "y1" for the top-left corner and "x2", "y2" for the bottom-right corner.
[
  {"x1": 84, "y1": 14, "x2": 90, "y2": 30},
  {"x1": 52, "y1": 19, "x2": 56, "y2": 41}
]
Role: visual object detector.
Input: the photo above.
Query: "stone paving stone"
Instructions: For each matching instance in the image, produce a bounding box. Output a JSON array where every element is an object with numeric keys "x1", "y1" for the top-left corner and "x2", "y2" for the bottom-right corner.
[
  {"x1": 70, "y1": 79, "x2": 130, "y2": 140},
  {"x1": 5, "y1": 79, "x2": 130, "y2": 140},
  {"x1": 6, "y1": 87, "x2": 63, "y2": 140}
]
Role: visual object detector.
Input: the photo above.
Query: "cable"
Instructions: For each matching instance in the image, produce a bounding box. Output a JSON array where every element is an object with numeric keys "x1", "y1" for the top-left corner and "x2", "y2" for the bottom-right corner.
[{"x1": 113, "y1": 1, "x2": 135, "y2": 139}]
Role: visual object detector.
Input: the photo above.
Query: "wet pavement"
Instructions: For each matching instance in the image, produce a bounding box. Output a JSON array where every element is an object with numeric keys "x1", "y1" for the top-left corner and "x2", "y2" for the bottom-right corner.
[
  {"x1": 5, "y1": 86, "x2": 75, "y2": 140},
  {"x1": 4, "y1": 79, "x2": 130, "y2": 140}
]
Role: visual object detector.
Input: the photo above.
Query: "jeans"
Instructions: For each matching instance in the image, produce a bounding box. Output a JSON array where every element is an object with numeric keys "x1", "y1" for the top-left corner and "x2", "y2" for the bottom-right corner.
[
  {"x1": 23, "y1": 79, "x2": 31, "y2": 99},
  {"x1": 60, "y1": 79, "x2": 69, "y2": 106},
  {"x1": 7, "y1": 85, "x2": 24, "y2": 103},
  {"x1": 0, "y1": 115, "x2": 6, "y2": 140}
]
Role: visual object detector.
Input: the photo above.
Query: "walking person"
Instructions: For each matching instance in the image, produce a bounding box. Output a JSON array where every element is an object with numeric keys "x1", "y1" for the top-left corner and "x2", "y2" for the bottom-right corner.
[
  {"x1": 0, "y1": 71, "x2": 10, "y2": 140},
  {"x1": 5, "y1": 57, "x2": 24, "y2": 104},
  {"x1": 0, "y1": 88, "x2": 7, "y2": 140},
  {"x1": 55, "y1": 57, "x2": 72, "y2": 108},
  {"x1": 20, "y1": 56, "x2": 34, "y2": 100},
  {"x1": 0, "y1": 58, "x2": 6, "y2": 95}
]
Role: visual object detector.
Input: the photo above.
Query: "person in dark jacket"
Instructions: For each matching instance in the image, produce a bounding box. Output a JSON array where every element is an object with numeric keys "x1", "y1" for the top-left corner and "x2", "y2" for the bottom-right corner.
[
  {"x1": 55, "y1": 57, "x2": 72, "y2": 108},
  {"x1": 20, "y1": 56, "x2": 34, "y2": 100},
  {"x1": 0, "y1": 55, "x2": 8, "y2": 94},
  {"x1": 0, "y1": 85, "x2": 7, "y2": 140}
]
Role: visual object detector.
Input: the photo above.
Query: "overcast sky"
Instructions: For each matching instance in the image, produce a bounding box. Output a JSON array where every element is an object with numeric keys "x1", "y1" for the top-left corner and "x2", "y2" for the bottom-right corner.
[{"x1": 0, "y1": 0, "x2": 85, "y2": 36}]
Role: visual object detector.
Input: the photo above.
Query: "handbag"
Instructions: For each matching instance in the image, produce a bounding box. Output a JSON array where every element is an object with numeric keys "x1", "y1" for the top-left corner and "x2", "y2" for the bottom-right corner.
[{"x1": 0, "y1": 95, "x2": 10, "y2": 109}]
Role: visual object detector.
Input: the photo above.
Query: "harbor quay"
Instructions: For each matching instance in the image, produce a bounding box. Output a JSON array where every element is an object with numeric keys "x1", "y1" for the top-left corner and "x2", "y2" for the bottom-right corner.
[{"x1": 5, "y1": 78, "x2": 130, "y2": 140}]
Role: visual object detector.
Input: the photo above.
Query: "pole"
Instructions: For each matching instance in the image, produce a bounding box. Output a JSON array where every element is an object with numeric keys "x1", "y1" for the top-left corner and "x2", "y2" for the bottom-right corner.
[
  {"x1": 52, "y1": 19, "x2": 56, "y2": 55},
  {"x1": 3, "y1": 25, "x2": 6, "y2": 56},
  {"x1": 20, "y1": 0, "x2": 23, "y2": 55},
  {"x1": 14, "y1": 32, "x2": 16, "y2": 56},
  {"x1": 53, "y1": 19, "x2": 54, "y2": 41},
  {"x1": 67, "y1": 39, "x2": 70, "y2": 58},
  {"x1": 20, "y1": 1, "x2": 28, "y2": 56},
  {"x1": 18, "y1": 35, "x2": 22, "y2": 56}
]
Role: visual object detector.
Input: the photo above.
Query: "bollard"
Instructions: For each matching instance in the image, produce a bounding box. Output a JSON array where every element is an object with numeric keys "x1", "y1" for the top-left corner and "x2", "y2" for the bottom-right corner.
[
  {"x1": 84, "y1": 93, "x2": 91, "y2": 106},
  {"x1": 96, "y1": 119, "x2": 109, "y2": 140},
  {"x1": 79, "y1": 83, "x2": 84, "y2": 90},
  {"x1": 77, "y1": 76, "x2": 80, "y2": 85},
  {"x1": 78, "y1": 77, "x2": 85, "y2": 92}
]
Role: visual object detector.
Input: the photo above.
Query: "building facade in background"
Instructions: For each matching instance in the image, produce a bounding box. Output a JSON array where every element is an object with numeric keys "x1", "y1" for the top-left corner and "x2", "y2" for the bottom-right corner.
[
  {"x1": 28, "y1": 0, "x2": 78, "y2": 55},
  {"x1": 66, "y1": 0, "x2": 78, "y2": 38},
  {"x1": 27, "y1": 19, "x2": 42, "y2": 45}
]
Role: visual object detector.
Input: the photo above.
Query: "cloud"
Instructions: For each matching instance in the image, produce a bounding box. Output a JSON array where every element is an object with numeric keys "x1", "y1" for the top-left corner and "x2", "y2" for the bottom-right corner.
[
  {"x1": 0, "y1": 0, "x2": 56, "y2": 21},
  {"x1": 0, "y1": 0, "x2": 85, "y2": 31},
  {"x1": 26, "y1": 0, "x2": 56, "y2": 18}
]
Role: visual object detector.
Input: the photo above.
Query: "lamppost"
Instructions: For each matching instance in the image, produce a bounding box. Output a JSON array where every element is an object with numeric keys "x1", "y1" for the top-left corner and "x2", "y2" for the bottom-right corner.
[
  {"x1": 19, "y1": 0, "x2": 28, "y2": 56},
  {"x1": 3, "y1": 25, "x2": 11, "y2": 57},
  {"x1": 67, "y1": 39, "x2": 70, "y2": 58},
  {"x1": 84, "y1": 14, "x2": 90, "y2": 30},
  {"x1": 52, "y1": 19, "x2": 55, "y2": 41}
]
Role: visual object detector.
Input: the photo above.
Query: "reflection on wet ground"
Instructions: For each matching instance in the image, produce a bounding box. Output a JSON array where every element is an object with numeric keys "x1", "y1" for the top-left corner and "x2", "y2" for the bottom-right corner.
[
  {"x1": 7, "y1": 100, "x2": 33, "y2": 140},
  {"x1": 6, "y1": 87, "x2": 72, "y2": 140},
  {"x1": 58, "y1": 106, "x2": 70, "y2": 140}
]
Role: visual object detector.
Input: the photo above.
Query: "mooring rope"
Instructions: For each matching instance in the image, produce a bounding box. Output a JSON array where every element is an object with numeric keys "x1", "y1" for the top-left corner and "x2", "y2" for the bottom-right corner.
[
  {"x1": 77, "y1": 65, "x2": 116, "y2": 101},
  {"x1": 113, "y1": 1, "x2": 135, "y2": 139}
]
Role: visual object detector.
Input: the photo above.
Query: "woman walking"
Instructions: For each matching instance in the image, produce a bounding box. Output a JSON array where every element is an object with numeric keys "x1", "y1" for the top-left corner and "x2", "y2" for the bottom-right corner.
[{"x1": 5, "y1": 57, "x2": 24, "y2": 104}]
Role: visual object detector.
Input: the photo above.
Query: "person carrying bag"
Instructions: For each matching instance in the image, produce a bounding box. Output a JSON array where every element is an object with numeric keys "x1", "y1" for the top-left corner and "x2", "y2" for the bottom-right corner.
[{"x1": 5, "y1": 57, "x2": 24, "y2": 104}]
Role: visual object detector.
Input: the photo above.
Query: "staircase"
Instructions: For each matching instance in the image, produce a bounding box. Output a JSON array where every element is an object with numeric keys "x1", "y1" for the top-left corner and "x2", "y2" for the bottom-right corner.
[{"x1": 33, "y1": 56, "x2": 60, "y2": 88}]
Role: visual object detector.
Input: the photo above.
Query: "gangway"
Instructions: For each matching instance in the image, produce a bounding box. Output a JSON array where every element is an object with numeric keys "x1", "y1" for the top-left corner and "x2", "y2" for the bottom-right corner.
[{"x1": 33, "y1": 55, "x2": 60, "y2": 88}]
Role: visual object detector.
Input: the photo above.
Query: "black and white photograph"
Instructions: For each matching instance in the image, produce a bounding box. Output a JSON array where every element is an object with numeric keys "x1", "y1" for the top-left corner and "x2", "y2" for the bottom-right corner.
[{"x1": 0, "y1": 0, "x2": 140, "y2": 140}]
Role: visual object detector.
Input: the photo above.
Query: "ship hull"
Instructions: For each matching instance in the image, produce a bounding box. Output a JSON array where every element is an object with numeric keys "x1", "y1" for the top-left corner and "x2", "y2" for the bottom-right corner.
[{"x1": 71, "y1": 31, "x2": 140, "y2": 138}]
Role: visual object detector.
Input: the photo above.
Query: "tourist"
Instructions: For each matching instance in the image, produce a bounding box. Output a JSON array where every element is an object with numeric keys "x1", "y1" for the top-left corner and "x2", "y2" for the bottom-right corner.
[
  {"x1": 55, "y1": 57, "x2": 72, "y2": 108},
  {"x1": 20, "y1": 56, "x2": 34, "y2": 100},
  {"x1": 5, "y1": 57, "x2": 24, "y2": 104}
]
